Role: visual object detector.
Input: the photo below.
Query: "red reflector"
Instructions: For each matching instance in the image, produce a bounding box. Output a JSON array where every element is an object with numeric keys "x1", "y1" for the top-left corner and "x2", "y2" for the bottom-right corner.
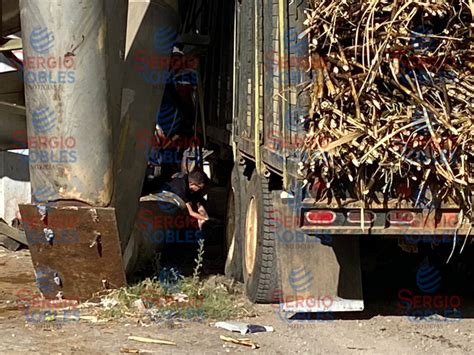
[
  {"x1": 442, "y1": 213, "x2": 459, "y2": 228},
  {"x1": 388, "y1": 211, "x2": 415, "y2": 225},
  {"x1": 347, "y1": 211, "x2": 375, "y2": 223},
  {"x1": 305, "y1": 211, "x2": 336, "y2": 225}
]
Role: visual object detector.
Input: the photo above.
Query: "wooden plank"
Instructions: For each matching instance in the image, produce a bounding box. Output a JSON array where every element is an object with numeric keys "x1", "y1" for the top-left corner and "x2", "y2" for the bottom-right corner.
[{"x1": 0, "y1": 222, "x2": 27, "y2": 245}]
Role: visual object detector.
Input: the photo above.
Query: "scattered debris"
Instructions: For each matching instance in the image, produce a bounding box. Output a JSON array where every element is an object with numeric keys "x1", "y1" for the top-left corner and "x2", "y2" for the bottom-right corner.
[
  {"x1": 96, "y1": 275, "x2": 255, "y2": 321},
  {"x1": 128, "y1": 335, "x2": 176, "y2": 346},
  {"x1": 220, "y1": 335, "x2": 260, "y2": 349},
  {"x1": 101, "y1": 296, "x2": 119, "y2": 310},
  {"x1": 132, "y1": 299, "x2": 146, "y2": 311},
  {"x1": 215, "y1": 321, "x2": 274, "y2": 334}
]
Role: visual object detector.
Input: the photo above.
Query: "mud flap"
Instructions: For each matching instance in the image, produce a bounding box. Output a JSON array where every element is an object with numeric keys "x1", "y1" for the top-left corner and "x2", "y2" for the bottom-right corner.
[
  {"x1": 276, "y1": 193, "x2": 364, "y2": 313},
  {"x1": 19, "y1": 204, "x2": 126, "y2": 300}
]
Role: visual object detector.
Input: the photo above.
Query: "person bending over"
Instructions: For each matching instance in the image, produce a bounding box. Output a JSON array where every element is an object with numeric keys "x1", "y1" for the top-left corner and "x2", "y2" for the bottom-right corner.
[{"x1": 161, "y1": 170, "x2": 209, "y2": 226}]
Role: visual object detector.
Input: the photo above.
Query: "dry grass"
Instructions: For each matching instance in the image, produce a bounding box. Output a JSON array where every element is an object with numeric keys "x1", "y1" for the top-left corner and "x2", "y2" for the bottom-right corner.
[{"x1": 95, "y1": 241, "x2": 255, "y2": 322}]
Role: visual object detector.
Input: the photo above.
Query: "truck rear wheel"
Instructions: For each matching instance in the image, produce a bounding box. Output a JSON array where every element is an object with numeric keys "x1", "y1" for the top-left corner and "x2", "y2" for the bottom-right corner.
[
  {"x1": 224, "y1": 165, "x2": 244, "y2": 281},
  {"x1": 242, "y1": 171, "x2": 278, "y2": 303}
]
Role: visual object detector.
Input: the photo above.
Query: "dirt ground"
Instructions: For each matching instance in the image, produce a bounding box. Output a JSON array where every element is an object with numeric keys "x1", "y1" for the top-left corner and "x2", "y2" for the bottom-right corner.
[{"x1": 0, "y1": 248, "x2": 473, "y2": 354}]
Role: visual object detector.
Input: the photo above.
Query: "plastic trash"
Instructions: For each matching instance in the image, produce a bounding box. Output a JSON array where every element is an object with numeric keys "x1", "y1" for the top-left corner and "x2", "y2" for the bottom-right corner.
[{"x1": 215, "y1": 321, "x2": 274, "y2": 334}]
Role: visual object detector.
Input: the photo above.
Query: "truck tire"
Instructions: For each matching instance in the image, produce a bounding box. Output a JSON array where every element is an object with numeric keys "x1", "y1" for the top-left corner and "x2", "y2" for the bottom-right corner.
[
  {"x1": 242, "y1": 171, "x2": 278, "y2": 303},
  {"x1": 224, "y1": 165, "x2": 244, "y2": 281}
]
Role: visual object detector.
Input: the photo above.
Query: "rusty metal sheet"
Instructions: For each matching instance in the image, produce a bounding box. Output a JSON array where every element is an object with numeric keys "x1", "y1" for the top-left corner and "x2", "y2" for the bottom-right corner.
[{"x1": 19, "y1": 204, "x2": 126, "y2": 300}]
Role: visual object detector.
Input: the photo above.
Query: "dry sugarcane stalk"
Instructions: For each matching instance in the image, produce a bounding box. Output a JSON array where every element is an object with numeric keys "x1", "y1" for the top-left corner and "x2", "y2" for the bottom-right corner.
[
  {"x1": 220, "y1": 335, "x2": 260, "y2": 349},
  {"x1": 128, "y1": 336, "x2": 176, "y2": 346},
  {"x1": 300, "y1": 0, "x2": 474, "y2": 215}
]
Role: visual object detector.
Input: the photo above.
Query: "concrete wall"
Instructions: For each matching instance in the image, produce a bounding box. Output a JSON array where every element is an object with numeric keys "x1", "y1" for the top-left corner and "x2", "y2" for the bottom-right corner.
[{"x1": 0, "y1": 151, "x2": 30, "y2": 224}]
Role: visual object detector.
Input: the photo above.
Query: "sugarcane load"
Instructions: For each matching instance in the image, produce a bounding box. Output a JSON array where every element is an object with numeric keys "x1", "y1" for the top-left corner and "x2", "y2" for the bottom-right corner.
[{"x1": 300, "y1": 0, "x2": 474, "y2": 216}]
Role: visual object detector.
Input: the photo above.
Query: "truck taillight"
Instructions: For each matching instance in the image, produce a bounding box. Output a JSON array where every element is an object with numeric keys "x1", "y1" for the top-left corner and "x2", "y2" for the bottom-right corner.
[
  {"x1": 305, "y1": 211, "x2": 336, "y2": 225},
  {"x1": 347, "y1": 211, "x2": 375, "y2": 223},
  {"x1": 388, "y1": 211, "x2": 415, "y2": 225}
]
